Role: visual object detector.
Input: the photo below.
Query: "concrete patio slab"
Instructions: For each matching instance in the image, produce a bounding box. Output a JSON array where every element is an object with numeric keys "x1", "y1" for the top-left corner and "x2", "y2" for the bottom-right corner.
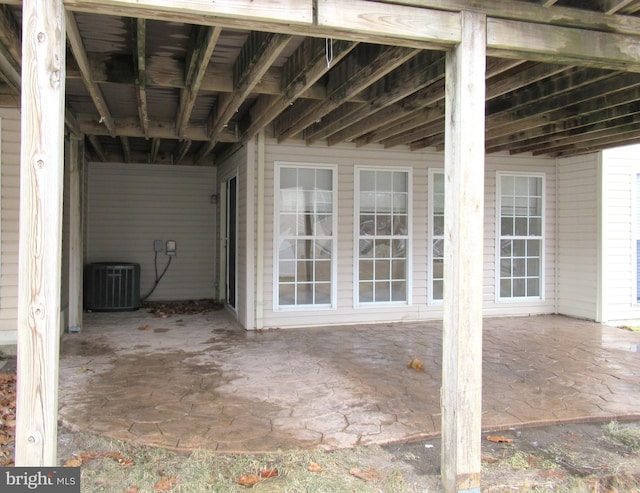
[{"x1": 58, "y1": 310, "x2": 640, "y2": 453}]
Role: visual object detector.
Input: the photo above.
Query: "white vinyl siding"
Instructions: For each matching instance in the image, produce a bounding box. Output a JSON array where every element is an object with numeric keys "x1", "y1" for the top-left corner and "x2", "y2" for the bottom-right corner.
[
  {"x1": 275, "y1": 164, "x2": 336, "y2": 309},
  {"x1": 599, "y1": 144, "x2": 640, "y2": 322},
  {"x1": 496, "y1": 172, "x2": 544, "y2": 300},
  {"x1": 86, "y1": 162, "x2": 216, "y2": 301},
  {"x1": 255, "y1": 139, "x2": 557, "y2": 330},
  {"x1": 355, "y1": 167, "x2": 410, "y2": 306},
  {"x1": 217, "y1": 144, "x2": 252, "y2": 327},
  {"x1": 556, "y1": 153, "x2": 600, "y2": 320},
  {"x1": 0, "y1": 109, "x2": 19, "y2": 343}
]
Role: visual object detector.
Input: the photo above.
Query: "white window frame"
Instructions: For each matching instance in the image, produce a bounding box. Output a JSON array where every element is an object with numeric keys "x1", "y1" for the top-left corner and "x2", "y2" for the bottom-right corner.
[
  {"x1": 495, "y1": 171, "x2": 545, "y2": 302},
  {"x1": 273, "y1": 162, "x2": 337, "y2": 311},
  {"x1": 353, "y1": 166, "x2": 412, "y2": 308},
  {"x1": 428, "y1": 168, "x2": 444, "y2": 304}
]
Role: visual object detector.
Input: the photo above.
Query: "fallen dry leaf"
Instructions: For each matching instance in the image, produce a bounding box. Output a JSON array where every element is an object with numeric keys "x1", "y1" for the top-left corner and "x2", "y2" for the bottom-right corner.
[
  {"x1": 63, "y1": 457, "x2": 83, "y2": 467},
  {"x1": 407, "y1": 358, "x2": 425, "y2": 371},
  {"x1": 154, "y1": 475, "x2": 178, "y2": 492},
  {"x1": 236, "y1": 474, "x2": 262, "y2": 486},
  {"x1": 349, "y1": 467, "x2": 382, "y2": 482},
  {"x1": 260, "y1": 468, "x2": 278, "y2": 479},
  {"x1": 308, "y1": 462, "x2": 324, "y2": 473},
  {"x1": 76, "y1": 367, "x2": 94, "y2": 374},
  {"x1": 124, "y1": 487, "x2": 140, "y2": 493},
  {"x1": 486, "y1": 435, "x2": 513, "y2": 443}
]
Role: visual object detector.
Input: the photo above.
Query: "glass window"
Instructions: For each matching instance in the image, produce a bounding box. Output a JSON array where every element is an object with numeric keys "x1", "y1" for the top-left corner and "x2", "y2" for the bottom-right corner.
[
  {"x1": 498, "y1": 173, "x2": 544, "y2": 300},
  {"x1": 357, "y1": 169, "x2": 410, "y2": 304},
  {"x1": 276, "y1": 165, "x2": 335, "y2": 308},
  {"x1": 430, "y1": 171, "x2": 445, "y2": 302}
]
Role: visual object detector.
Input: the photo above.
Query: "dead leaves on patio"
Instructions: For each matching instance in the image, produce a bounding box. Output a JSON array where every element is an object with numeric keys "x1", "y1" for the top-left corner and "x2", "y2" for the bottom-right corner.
[
  {"x1": 407, "y1": 357, "x2": 425, "y2": 371},
  {"x1": 0, "y1": 373, "x2": 16, "y2": 465},
  {"x1": 63, "y1": 450, "x2": 134, "y2": 468},
  {"x1": 236, "y1": 468, "x2": 279, "y2": 486}
]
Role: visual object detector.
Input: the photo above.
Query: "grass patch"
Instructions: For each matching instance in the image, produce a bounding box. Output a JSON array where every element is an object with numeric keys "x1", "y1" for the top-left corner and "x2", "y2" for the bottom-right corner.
[{"x1": 604, "y1": 420, "x2": 640, "y2": 451}]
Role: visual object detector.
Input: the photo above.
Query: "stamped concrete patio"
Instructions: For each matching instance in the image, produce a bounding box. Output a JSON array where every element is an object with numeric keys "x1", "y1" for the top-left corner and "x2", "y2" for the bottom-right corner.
[{"x1": 58, "y1": 310, "x2": 640, "y2": 453}]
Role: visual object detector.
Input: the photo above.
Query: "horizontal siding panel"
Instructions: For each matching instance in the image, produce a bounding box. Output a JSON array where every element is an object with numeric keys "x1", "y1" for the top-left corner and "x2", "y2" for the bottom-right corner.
[
  {"x1": 0, "y1": 108, "x2": 20, "y2": 342},
  {"x1": 87, "y1": 163, "x2": 216, "y2": 301},
  {"x1": 259, "y1": 140, "x2": 557, "y2": 329}
]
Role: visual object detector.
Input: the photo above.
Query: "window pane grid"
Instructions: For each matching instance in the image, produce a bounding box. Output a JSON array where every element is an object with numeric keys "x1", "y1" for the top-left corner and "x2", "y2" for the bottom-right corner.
[
  {"x1": 358, "y1": 170, "x2": 409, "y2": 304},
  {"x1": 277, "y1": 167, "x2": 334, "y2": 307},
  {"x1": 431, "y1": 173, "x2": 445, "y2": 301},
  {"x1": 499, "y1": 174, "x2": 543, "y2": 300}
]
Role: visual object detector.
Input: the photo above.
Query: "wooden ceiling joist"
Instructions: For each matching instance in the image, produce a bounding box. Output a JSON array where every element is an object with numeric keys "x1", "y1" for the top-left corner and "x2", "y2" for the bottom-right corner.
[
  {"x1": 133, "y1": 18, "x2": 149, "y2": 139},
  {"x1": 176, "y1": 25, "x2": 222, "y2": 138},
  {"x1": 305, "y1": 51, "x2": 445, "y2": 145},
  {"x1": 195, "y1": 31, "x2": 293, "y2": 163},
  {"x1": 76, "y1": 114, "x2": 237, "y2": 142},
  {"x1": 65, "y1": 11, "x2": 117, "y2": 136},
  {"x1": 239, "y1": 38, "x2": 358, "y2": 145},
  {"x1": 275, "y1": 44, "x2": 420, "y2": 142}
]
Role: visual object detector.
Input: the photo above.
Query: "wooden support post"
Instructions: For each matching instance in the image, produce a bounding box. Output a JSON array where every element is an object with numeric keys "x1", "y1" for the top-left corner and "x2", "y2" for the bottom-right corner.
[
  {"x1": 68, "y1": 136, "x2": 84, "y2": 333},
  {"x1": 441, "y1": 11, "x2": 486, "y2": 493},
  {"x1": 15, "y1": 0, "x2": 66, "y2": 466}
]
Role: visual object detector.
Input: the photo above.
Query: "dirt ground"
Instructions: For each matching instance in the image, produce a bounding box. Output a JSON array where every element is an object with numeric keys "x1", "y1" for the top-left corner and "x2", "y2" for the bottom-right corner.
[{"x1": 2, "y1": 351, "x2": 640, "y2": 492}]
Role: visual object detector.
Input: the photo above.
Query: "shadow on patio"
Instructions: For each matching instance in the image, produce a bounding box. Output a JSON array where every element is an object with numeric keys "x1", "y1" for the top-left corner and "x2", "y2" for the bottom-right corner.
[{"x1": 58, "y1": 309, "x2": 640, "y2": 453}]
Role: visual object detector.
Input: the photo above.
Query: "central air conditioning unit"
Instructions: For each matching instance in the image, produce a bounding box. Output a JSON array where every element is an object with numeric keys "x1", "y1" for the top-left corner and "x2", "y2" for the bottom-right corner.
[{"x1": 84, "y1": 262, "x2": 141, "y2": 311}]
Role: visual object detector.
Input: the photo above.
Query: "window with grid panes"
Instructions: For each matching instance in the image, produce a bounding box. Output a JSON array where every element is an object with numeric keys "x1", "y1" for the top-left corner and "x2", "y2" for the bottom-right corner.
[
  {"x1": 276, "y1": 165, "x2": 335, "y2": 308},
  {"x1": 357, "y1": 169, "x2": 410, "y2": 304},
  {"x1": 498, "y1": 173, "x2": 544, "y2": 299}
]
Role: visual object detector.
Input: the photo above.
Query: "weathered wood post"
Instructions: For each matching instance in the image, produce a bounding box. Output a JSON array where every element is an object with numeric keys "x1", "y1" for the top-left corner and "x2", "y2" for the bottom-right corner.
[
  {"x1": 15, "y1": 0, "x2": 66, "y2": 465},
  {"x1": 441, "y1": 10, "x2": 486, "y2": 493}
]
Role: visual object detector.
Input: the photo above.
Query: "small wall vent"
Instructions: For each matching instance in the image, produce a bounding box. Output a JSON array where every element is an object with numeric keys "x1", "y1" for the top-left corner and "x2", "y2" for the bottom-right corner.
[{"x1": 84, "y1": 263, "x2": 141, "y2": 311}]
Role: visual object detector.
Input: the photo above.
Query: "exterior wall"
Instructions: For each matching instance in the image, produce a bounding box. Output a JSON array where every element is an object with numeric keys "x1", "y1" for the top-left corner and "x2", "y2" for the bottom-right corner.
[
  {"x1": 255, "y1": 139, "x2": 557, "y2": 330},
  {"x1": 600, "y1": 144, "x2": 640, "y2": 322},
  {"x1": 86, "y1": 162, "x2": 217, "y2": 301},
  {"x1": 556, "y1": 153, "x2": 600, "y2": 320},
  {"x1": 0, "y1": 108, "x2": 19, "y2": 344},
  {"x1": 216, "y1": 145, "x2": 250, "y2": 326}
]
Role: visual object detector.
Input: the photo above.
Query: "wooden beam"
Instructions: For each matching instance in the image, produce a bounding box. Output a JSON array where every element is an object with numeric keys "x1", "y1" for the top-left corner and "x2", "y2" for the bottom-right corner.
[
  {"x1": 377, "y1": 0, "x2": 640, "y2": 36},
  {"x1": 239, "y1": 38, "x2": 357, "y2": 145},
  {"x1": 174, "y1": 139, "x2": 191, "y2": 165},
  {"x1": 311, "y1": 52, "x2": 445, "y2": 145},
  {"x1": 195, "y1": 32, "x2": 292, "y2": 163},
  {"x1": 487, "y1": 18, "x2": 640, "y2": 72},
  {"x1": 68, "y1": 136, "x2": 84, "y2": 334},
  {"x1": 87, "y1": 134, "x2": 106, "y2": 161},
  {"x1": 77, "y1": 114, "x2": 237, "y2": 142},
  {"x1": 64, "y1": 0, "x2": 460, "y2": 49},
  {"x1": 65, "y1": 108, "x2": 82, "y2": 138},
  {"x1": 133, "y1": 18, "x2": 149, "y2": 138},
  {"x1": 176, "y1": 25, "x2": 222, "y2": 137},
  {"x1": 16, "y1": 0, "x2": 66, "y2": 466},
  {"x1": 65, "y1": 11, "x2": 116, "y2": 135},
  {"x1": 150, "y1": 137, "x2": 160, "y2": 163},
  {"x1": 317, "y1": 0, "x2": 460, "y2": 47},
  {"x1": 605, "y1": 0, "x2": 637, "y2": 15},
  {"x1": 276, "y1": 45, "x2": 419, "y2": 141},
  {"x1": 0, "y1": 42, "x2": 21, "y2": 93},
  {"x1": 120, "y1": 135, "x2": 131, "y2": 163},
  {"x1": 487, "y1": 101, "x2": 640, "y2": 153},
  {"x1": 0, "y1": 5, "x2": 21, "y2": 66},
  {"x1": 70, "y1": 55, "x2": 342, "y2": 102},
  {"x1": 441, "y1": 10, "x2": 485, "y2": 493},
  {"x1": 0, "y1": 4, "x2": 22, "y2": 94}
]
